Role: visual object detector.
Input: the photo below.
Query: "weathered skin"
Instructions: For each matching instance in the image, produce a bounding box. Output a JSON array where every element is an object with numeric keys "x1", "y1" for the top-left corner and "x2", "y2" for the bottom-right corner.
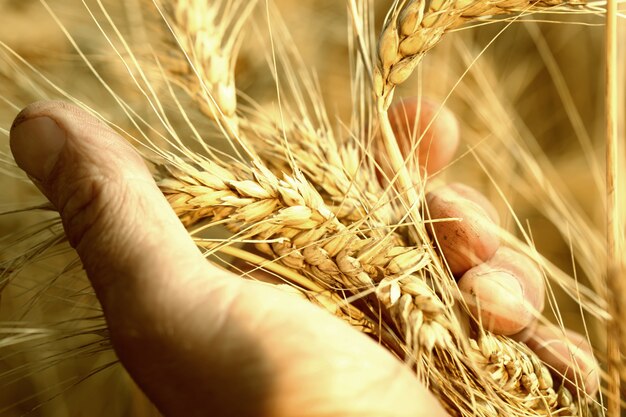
[{"x1": 426, "y1": 183, "x2": 500, "y2": 276}]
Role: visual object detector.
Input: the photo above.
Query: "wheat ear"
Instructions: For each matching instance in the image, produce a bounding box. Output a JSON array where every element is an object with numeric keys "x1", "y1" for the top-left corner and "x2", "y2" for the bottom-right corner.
[
  {"x1": 251, "y1": 119, "x2": 398, "y2": 233},
  {"x1": 159, "y1": 0, "x2": 256, "y2": 134},
  {"x1": 374, "y1": 0, "x2": 588, "y2": 109}
]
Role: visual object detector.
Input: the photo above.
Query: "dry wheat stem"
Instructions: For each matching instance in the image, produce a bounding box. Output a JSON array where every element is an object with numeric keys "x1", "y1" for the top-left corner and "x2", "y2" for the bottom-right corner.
[{"x1": 604, "y1": 0, "x2": 622, "y2": 415}]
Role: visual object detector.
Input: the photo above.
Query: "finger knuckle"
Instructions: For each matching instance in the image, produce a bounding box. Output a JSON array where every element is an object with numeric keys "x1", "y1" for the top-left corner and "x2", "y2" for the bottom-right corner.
[{"x1": 56, "y1": 175, "x2": 125, "y2": 249}]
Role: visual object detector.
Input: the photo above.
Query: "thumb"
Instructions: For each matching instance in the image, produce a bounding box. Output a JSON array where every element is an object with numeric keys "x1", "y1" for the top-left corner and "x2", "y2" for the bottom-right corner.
[
  {"x1": 9, "y1": 101, "x2": 206, "y2": 304},
  {"x1": 8, "y1": 101, "x2": 276, "y2": 414}
]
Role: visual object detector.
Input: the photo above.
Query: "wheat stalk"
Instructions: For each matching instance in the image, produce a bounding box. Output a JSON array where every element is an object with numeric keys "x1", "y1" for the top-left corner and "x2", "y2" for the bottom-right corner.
[{"x1": 604, "y1": 0, "x2": 623, "y2": 414}]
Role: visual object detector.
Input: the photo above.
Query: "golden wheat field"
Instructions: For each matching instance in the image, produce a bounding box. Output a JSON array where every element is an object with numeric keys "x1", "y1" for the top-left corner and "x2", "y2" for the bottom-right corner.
[{"x1": 0, "y1": 0, "x2": 625, "y2": 416}]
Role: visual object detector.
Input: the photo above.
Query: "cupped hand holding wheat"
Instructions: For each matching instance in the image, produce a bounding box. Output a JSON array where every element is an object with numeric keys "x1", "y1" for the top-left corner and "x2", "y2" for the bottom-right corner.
[{"x1": 7, "y1": 100, "x2": 596, "y2": 416}]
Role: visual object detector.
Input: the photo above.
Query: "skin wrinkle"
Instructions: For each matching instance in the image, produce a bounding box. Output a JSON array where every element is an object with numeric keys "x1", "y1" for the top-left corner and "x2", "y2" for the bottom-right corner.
[
  {"x1": 484, "y1": 273, "x2": 525, "y2": 314},
  {"x1": 486, "y1": 248, "x2": 544, "y2": 314},
  {"x1": 184, "y1": 276, "x2": 242, "y2": 341},
  {"x1": 447, "y1": 183, "x2": 500, "y2": 224},
  {"x1": 91, "y1": 234, "x2": 206, "y2": 317},
  {"x1": 58, "y1": 175, "x2": 118, "y2": 248},
  {"x1": 475, "y1": 268, "x2": 525, "y2": 298},
  {"x1": 461, "y1": 264, "x2": 531, "y2": 334},
  {"x1": 65, "y1": 178, "x2": 161, "y2": 296}
]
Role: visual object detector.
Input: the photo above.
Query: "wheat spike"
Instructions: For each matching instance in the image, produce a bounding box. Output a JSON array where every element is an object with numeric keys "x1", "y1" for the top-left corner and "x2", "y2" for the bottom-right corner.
[
  {"x1": 158, "y1": 159, "x2": 423, "y2": 285},
  {"x1": 160, "y1": 0, "x2": 255, "y2": 134},
  {"x1": 250, "y1": 119, "x2": 398, "y2": 234},
  {"x1": 374, "y1": 0, "x2": 588, "y2": 109}
]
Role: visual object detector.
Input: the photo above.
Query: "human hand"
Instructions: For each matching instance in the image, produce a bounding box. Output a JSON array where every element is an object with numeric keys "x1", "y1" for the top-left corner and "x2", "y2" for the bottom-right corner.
[
  {"x1": 8, "y1": 99, "x2": 596, "y2": 417},
  {"x1": 9, "y1": 101, "x2": 447, "y2": 417},
  {"x1": 387, "y1": 97, "x2": 598, "y2": 396}
]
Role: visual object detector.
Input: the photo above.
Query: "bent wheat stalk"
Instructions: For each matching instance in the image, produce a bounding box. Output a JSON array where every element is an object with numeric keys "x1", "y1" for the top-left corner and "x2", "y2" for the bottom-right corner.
[{"x1": 374, "y1": 0, "x2": 588, "y2": 109}]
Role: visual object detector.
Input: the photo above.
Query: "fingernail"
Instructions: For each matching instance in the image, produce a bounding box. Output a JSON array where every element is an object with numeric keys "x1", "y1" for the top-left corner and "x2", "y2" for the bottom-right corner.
[
  {"x1": 10, "y1": 116, "x2": 67, "y2": 182},
  {"x1": 479, "y1": 271, "x2": 525, "y2": 310},
  {"x1": 461, "y1": 269, "x2": 529, "y2": 334}
]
